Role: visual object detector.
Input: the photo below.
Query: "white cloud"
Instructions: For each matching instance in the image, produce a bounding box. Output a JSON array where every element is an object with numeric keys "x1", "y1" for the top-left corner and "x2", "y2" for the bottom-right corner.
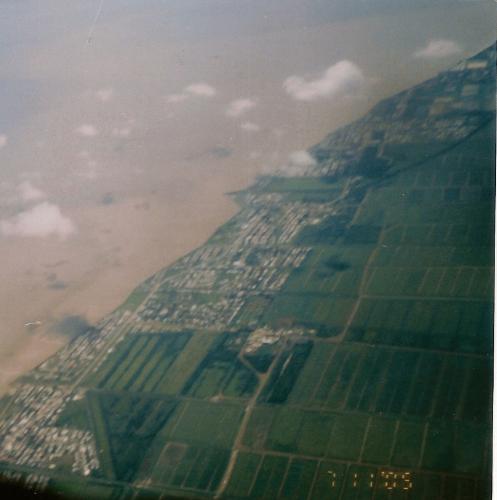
[
  {"x1": 75, "y1": 124, "x2": 98, "y2": 137},
  {"x1": 165, "y1": 93, "x2": 188, "y2": 104},
  {"x1": 185, "y1": 83, "x2": 216, "y2": 97},
  {"x1": 17, "y1": 181, "x2": 46, "y2": 202},
  {"x1": 1, "y1": 202, "x2": 76, "y2": 239},
  {"x1": 413, "y1": 39, "x2": 462, "y2": 59},
  {"x1": 284, "y1": 61, "x2": 364, "y2": 101},
  {"x1": 226, "y1": 98, "x2": 257, "y2": 118},
  {"x1": 166, "y1": 82, "x2": 217, "y2": 104},
  {"x1": 288, "y1": 150, "x2": 316, "y2": 168},
  {"x1": 95, "y1": 87, "x2": 114, "y2": 102},
  {"x1": 240, "y1": 121, "x2": 260, "y2": 132},
  {"x1": 279, "y1": 150, "x2": 317, "y2": 176},
  {"x1": 112, "y1": 127, "x2": 132, "y2": 138},
  {"x1": 0, "y1": 134, "x2": 7, "y2": 149}
]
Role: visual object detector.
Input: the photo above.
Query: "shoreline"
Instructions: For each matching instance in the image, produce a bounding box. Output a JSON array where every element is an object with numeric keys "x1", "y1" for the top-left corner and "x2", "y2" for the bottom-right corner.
[
  {"x1": 0, "y1": 179, "x2": 246, "y2": 395},
  {"x1": 1, "y1": 2, "x2": 493, "y2": 392}
]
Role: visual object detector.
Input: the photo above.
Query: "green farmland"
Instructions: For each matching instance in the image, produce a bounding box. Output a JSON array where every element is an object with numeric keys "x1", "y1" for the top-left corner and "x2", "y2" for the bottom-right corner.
[{"x1": 0, "y1": 46, "x2": 493, "y2": 500}]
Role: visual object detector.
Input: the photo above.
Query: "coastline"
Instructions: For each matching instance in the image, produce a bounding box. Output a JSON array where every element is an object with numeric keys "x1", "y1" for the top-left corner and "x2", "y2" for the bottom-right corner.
[
  {"x1": 1, "y1": 44, "x2": 494, "y2": 394},
  {"x1": 0, "y1": 178, "x2": 245, "y2": 395},
  {"x1": 0, "y1": 0, "x2": 494, "y2": 394}
]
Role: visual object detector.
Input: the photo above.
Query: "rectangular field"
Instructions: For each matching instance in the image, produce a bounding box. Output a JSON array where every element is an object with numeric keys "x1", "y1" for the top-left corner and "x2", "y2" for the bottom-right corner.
[{"x1": 285, "y1": 342, "x2": 491, "y2": 423}]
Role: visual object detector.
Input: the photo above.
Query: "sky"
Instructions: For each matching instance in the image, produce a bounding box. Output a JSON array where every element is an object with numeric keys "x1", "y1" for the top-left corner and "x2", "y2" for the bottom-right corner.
[{"x1": 0, "y1": 0, "x2": 494, "y2": 389}]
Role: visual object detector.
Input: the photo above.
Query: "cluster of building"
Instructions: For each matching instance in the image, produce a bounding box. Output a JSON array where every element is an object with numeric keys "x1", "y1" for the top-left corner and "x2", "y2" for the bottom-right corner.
[
  {"x1": 0, "y1": 45, "x2": 491, "y2": 492},
  {"x1": 26, "y1": 311, "x2": 131, "y2": 386},
  {"x1": 298, "y1": 49, "x2": 493, "y2": 178},
  {"x1": 243, "y1": 327, "x2": 305, "y2": 354},
  {"x1": 138, "y1": 290, "x2": 245, "y2": 330},
  {"x1": 157, "y1": 246, "x2": 309, "y2": 293},
  {"x1": 0, "y1": 385, "x2": 99, "y2": 477},
  {"x1": 134, "y1": 196, "x2": 336, "y2": 331},
  {"x1": 230, "y1": 202, "x2": 326, "y2": 248}
]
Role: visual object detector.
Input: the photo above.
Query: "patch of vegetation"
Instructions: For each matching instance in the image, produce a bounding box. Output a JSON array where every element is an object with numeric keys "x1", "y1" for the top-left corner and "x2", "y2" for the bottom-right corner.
[
  {"x1": 89, "y1": 391, "x2": 178, "y2": 482},
  {"x1": 88, "y1": 332, "x2": 195, "y2": 395},
  {"x1": 181, "y1": 332, "x2": 258, "y2": 399},
  {"x1": 55, "y1": 397, "x2": 91, "y2": 431},
  {"x1": 260, "y1": 340, "x2": 313, "y2": 404}
]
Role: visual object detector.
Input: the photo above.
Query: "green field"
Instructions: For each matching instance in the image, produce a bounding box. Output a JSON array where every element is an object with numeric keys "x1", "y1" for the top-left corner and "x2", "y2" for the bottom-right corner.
[
  {"x1": 263, "y1": 294, "x2": 356, "y2": 335},
  {"x1": 348, "y1": 297, "x2": 493, "y2": 353},
  {"x1": 181, "y1": 333, "x2": 258, "y2": 399},
  {"x1": 84, "y1": 331, "x2": 221, "y2": 395},
  {"x1": 82, "y1": 76, "x2": 497, "y2": 500},
  {"x1": 1, "y1": 46, "x2": 493, "y2": 500},
  {"x1": 286, "y1": 341, "x2": 491, "y2": 422},
  {"x1": 137, "y1": 399, "x2": 245, "y2": 494},
  {"x1": 223, "y1": 452, "x2": 484, "y2": 500}
]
